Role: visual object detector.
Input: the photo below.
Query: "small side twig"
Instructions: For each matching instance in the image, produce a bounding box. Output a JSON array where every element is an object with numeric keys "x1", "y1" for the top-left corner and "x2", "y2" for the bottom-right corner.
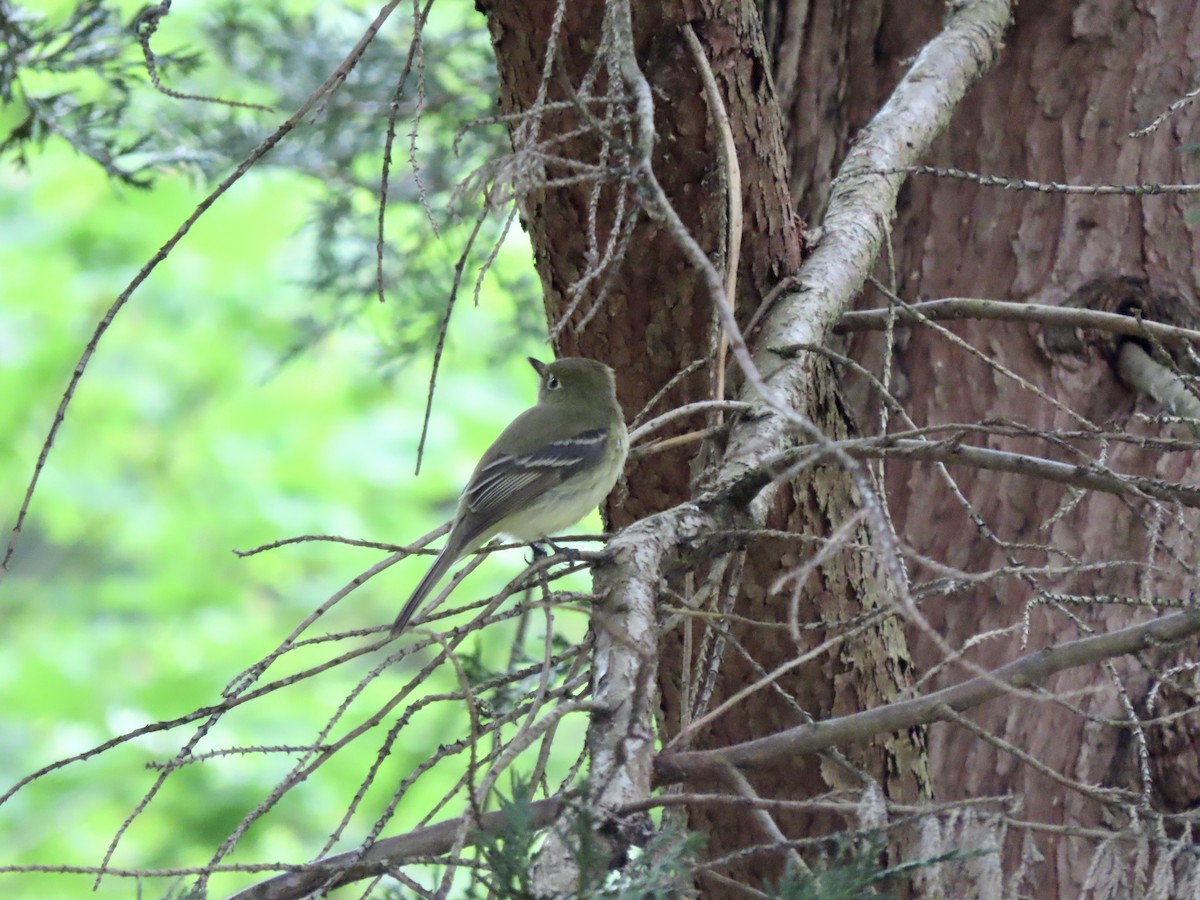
[
  {"x1": 134, "y1": 1, "x2": 274, "y2": 112},
  {"x1": 682, "y1": 23, "x2": 742, "y2": 418},
  {"x1": 834, "y1": 296, "x2": 1200, "y2": 346}
]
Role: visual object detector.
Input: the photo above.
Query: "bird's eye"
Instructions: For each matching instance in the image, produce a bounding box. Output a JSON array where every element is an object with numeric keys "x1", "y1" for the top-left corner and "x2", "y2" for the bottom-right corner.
[{"x1": 546, "y1": 374, "x2": 561, "y2": 390}]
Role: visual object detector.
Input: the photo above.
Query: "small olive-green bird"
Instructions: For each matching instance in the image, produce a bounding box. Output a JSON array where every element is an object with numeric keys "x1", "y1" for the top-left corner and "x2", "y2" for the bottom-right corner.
[{"x1": 391, "y1": 357, "x2": 628, "y2": 637}]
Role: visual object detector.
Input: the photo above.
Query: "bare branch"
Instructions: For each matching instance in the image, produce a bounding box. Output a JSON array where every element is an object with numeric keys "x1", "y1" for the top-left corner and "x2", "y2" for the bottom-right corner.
[
  {"x1": 834, "y1": 297, "x2": 1200, "y2": 347},
  {"x1": 895, "y1": 165, "x2": 1200, "y2": 195},
  {"x1": 838, "y1": 437, "x2": 1200, "y2": 509},
  {"x1": 227, "y1": 799, "x2": 564, "y2": 900},
  {"x1": 1116, "y1": 342, "x2": 1200, "y2": 425},
  {"x1": 748, "y1": 2, "x2": 1013, "y2": 370},
  {"x1": 655, "y1": 606, "x2": 1200, "y2": 783}
]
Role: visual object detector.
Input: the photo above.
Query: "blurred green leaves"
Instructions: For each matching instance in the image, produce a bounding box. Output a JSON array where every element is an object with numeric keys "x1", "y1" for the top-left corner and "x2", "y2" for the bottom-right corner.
[
  {"x1": 2, "y1": 0, "x2": 539, "y2": 355},
  {"x1": 0, "y1": 1, "x2": 567, "y2": 896},
  {"x1": 0, "y1": 0, "x2": 204, "y2": 185}
]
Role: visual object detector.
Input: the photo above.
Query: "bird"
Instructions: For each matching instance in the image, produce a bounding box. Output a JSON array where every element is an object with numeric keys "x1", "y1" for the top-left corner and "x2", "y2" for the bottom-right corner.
[{"x1": 391, "y1": 357, "x2": 628, "y2": 637}]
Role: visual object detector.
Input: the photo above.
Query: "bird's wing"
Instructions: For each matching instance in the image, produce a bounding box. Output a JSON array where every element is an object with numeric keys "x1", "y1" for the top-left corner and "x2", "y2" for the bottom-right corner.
[{"x1": 464, "y1": 427, "x2": 610, "y2": 521}]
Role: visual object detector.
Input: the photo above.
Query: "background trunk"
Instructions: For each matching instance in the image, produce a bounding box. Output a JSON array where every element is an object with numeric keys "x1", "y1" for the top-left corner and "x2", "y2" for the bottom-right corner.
[
  {"x1": 484, "y1": 0, "x2": 1200, "y2": 895},
  {"x1": 769, "y1": 0, "x2": 1200, "y2": 894}
]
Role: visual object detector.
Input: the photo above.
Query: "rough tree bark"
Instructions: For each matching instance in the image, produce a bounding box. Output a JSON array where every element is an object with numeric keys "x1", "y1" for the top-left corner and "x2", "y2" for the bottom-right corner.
[
  {"x1": 475, "y1": 0, "x2": 1199, "y2": 897},
  {"x1": 220, "y1": 1, "x2": 1200, "y2": 898},
  {"x1": 476, "y1": 0, "x2": 951, "y2": 892},
  {"x1": 769, "y1": 0, "x2": 1200, "y2": 896}
]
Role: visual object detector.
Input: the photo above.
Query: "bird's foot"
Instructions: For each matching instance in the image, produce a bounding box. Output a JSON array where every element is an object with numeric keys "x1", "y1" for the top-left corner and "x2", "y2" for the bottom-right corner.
[{"x1": 528, "y1": 538, "x2": 582, "y2": 564}]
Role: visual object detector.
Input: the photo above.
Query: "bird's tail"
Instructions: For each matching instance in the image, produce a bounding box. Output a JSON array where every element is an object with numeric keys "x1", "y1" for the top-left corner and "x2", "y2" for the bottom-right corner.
[{"x1": 391, "y1": 546, "x2": 458, "y2": 637}]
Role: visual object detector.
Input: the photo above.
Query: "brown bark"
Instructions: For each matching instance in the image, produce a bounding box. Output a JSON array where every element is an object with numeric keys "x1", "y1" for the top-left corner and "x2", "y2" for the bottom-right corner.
[
  {"x1": 480, "y1": 0, "x2": 932, "y2": 892},
  {"x1": 890, "y1": 2, "x2": 1200, "y2": 894},
  {"x1": 482, "y1": 0, "x2": 1200, "y2": 896},
  {"x1": 768, "y1": 0, "x2": 1200, "y2": 895}
]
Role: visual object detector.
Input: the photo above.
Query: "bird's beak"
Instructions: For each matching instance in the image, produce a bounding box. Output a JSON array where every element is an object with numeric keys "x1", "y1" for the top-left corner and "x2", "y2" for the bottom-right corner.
[{"x1": 528, "y1": 357, "x2": 548, "y2": 376}]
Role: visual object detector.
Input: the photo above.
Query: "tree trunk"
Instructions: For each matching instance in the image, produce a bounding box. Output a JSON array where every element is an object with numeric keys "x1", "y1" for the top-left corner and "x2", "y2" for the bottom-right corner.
[
  {"x1": 480, "y1": 0, "x2": 1200, "y2": 896},
  {"x1": 768, "y1": 0, "x2": 1200, "y2": 895},
  {"x1": 479, "y1": 0, "x2": 932, "y2": 890}
]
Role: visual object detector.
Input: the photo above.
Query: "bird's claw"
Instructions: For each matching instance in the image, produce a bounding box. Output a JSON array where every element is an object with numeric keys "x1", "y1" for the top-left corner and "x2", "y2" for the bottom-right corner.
[{"x1": 527, "y1": 539, "x2": 581, "y2": 564}]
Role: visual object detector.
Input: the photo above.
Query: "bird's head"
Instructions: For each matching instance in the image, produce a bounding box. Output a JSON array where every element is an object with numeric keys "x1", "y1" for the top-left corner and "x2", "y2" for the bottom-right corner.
[{"x1": 529, "y1": 357, "x2": 618, "y2": 407}]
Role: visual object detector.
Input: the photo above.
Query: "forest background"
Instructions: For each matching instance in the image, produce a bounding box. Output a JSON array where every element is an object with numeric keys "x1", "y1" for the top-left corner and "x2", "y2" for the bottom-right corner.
[{"x1": 2, "y1": 2, "x2": 559, "y2": 897}]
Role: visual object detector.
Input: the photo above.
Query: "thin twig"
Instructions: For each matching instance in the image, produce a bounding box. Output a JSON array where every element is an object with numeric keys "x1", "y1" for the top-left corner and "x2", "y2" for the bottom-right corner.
[
  {"x1": 894, "y1": 164, "x2": 1200, "y2": 195},
  {"x1": 834, "y1": 296, "x2": 1200, "y2": 346},
  {"x1": 1130, "y1": 81, "x2": 1200, "y2": 137},
  {"x1": 134, "y1": 2, "x2": 275, "y2": 112},
  {"x1": 682, "y1": 22, "x2": 742, "y2": 420}
]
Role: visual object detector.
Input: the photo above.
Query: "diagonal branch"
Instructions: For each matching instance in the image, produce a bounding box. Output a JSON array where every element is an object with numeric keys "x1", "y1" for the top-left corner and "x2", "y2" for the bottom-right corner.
[
  {"x1": 715, "y1": 0, "x2": 1015, "y2": 605},
  {"x1": 0, "y1": 0, "x2": 408, "y2": 580},
  {"x1": 654, "y1": 606, "x2": 1200, "y2": 783},
  {"x1": 228, "y1": 602, "x2": 1200, "y2": 898},
  {"x1": 738, "y1": 0, "x2": 1014, "y2": 416}
]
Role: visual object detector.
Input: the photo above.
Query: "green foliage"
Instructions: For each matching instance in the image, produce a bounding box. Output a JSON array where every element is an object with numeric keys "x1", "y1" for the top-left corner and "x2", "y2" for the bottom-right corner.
[
  {"x1": 769, "y1": 836, "x2": 897, "y2": 900},
  {"x1": 466, "y1": 781, "x2": 703, "y2": 900},
  {"x1": 767, "y1": 832, "x2": 992, "y2": 899},
  {"x1": 467, "y1": 779, "x2": 544, "y2": 898},
  {"x1": 1, "y1": 0, "x2": 540, "y2": 355},
  {"x1": 0, "y1": 0, "x2": 203, "y2": 185},
  {"x1": 597, "y1": 828, "x2": 705, "y2": 899},
  {"x1": 0, "y1": 2, "x2": 559, "y2": 896},
  {"x1": 169, "y1": 0, "x2": 538, "y2": 355}
]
